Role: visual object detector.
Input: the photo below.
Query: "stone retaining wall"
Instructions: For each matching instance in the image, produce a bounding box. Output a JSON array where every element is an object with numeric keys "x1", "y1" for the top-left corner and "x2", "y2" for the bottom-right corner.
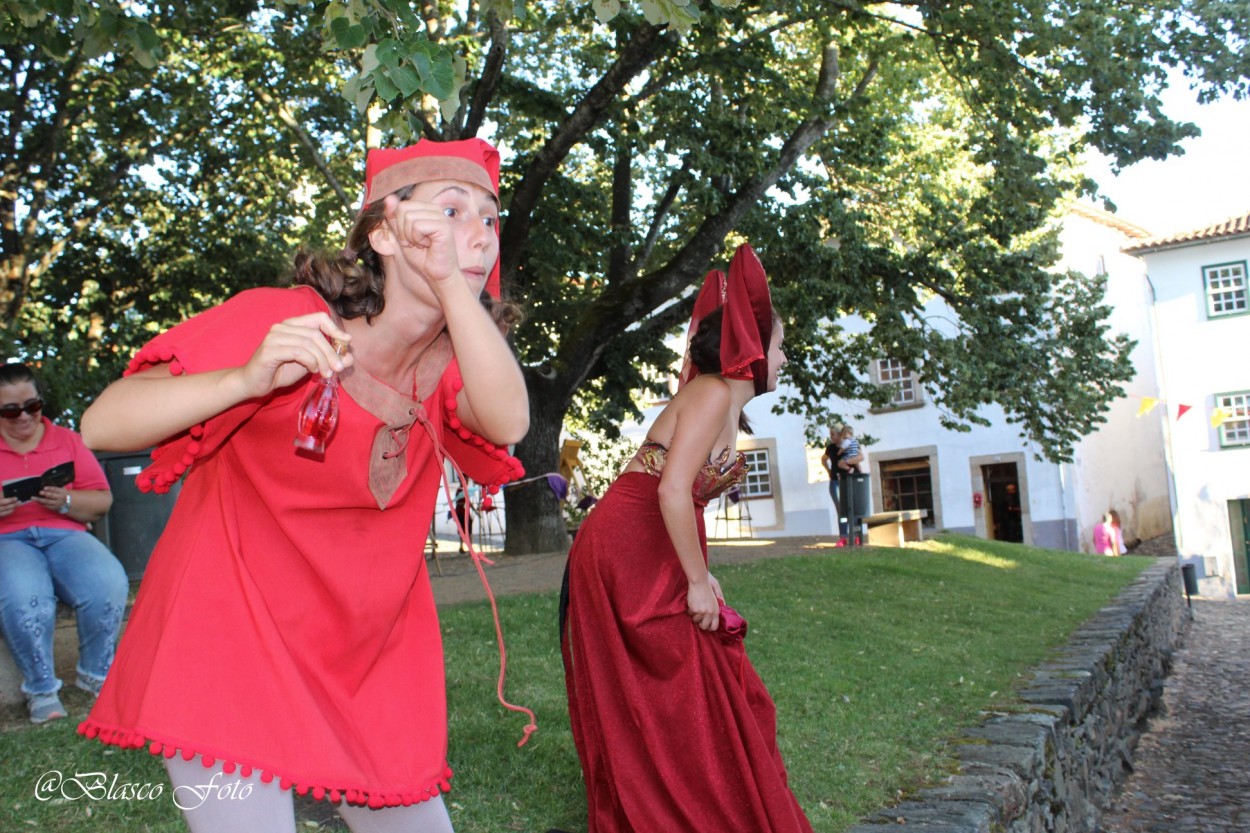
[{"x1": 845, "y1": 557, "x2": 1188, "y2": 833}]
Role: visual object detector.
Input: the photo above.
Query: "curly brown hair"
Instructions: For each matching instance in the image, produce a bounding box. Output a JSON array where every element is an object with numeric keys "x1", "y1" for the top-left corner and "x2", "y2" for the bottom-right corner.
[{"x1": 291, "y1": 184, "x2": 420, "y2": 322}]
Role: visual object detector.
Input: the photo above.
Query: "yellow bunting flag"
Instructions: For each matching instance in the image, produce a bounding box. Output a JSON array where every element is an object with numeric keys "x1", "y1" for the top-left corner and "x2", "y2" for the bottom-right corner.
[
  {"x1": 1136, "y1": 397, "x2": 1158, "y2": 417},
  {"x1": 1211, "y1": 408, "x2": 1230, "y2": 429}
]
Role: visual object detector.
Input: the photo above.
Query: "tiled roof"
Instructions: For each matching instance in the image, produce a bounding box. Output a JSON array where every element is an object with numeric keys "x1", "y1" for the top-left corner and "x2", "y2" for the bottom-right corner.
[
  {"x1": 1066, "y1": 201, "x2": 1154, "y2": 239},
  {"x1": 1122, "y1": 211, "x2": 1250, "y2": 254}
]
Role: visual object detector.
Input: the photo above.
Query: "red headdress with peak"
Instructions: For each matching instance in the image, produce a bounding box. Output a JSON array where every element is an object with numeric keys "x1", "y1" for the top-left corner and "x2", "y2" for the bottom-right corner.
[
  {"x1": 361, "y1": 138, "x2": 503, "y2": 299},
  {"x1": 680, "y1": 243, "x2": 774, "y2": 395}
]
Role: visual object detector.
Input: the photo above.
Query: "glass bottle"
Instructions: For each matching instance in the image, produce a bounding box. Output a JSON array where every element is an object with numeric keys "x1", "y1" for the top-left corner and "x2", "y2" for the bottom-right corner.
[{"x1": 293, "y1": 343, "x2": 345, "y2": 454}]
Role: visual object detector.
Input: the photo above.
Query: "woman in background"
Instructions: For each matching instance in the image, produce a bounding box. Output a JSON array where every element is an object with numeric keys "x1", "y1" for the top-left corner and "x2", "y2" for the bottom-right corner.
[
  {"x1": 0, "y1": 362, "x2": 126, "y2": 724},
  {"x1": 1093, "y1": 511, "x2": 1117, "y2": 555},
  {"x1": 561, "y1": 244, "x2": 813, "y2": 833}
]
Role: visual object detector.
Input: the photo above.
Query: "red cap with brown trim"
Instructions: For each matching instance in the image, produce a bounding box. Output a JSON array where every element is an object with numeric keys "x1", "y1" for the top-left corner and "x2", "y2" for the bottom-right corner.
[{"x1": 362, "y1": 138, "x2": 503, "y2": 299}]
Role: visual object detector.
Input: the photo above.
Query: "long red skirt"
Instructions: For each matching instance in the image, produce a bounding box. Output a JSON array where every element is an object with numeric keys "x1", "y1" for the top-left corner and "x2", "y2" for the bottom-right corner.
[{"x1": 561, "y1": 473, "x2": 814, "y2": 833}]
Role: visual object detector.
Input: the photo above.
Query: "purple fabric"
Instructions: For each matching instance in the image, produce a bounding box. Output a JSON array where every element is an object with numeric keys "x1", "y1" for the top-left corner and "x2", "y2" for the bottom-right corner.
[{"x1": 547, "y1": 474, "x2": 569, "y2": 502}]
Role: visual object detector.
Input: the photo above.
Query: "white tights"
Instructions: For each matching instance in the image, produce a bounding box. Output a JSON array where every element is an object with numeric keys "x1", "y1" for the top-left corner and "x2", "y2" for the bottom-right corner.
[{"x1": 164, "y1": 757, "x2": 455, "y2": 833}]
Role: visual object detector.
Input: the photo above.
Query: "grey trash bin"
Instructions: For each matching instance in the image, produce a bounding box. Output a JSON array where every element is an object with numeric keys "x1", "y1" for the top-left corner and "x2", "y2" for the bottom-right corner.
[
  {"x1": 839, "y1": 472, "x2": 872, "y2": 518},
  {"x1": 839, "y1": 472, "x2": 872, "y2": 545},
  {"x1": 93, "y1": 452, "x2": 181, "y2": 581},
  {"x1": 1181, "y1": 563, "x2": 1199, "y2": 597}
]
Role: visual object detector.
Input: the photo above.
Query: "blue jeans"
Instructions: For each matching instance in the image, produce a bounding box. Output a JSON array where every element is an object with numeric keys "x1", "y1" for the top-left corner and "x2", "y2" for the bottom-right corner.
[
  {"x1": 0, "y1": 527, "x2": 128, "y2": 696},
  {"x1": 828, "y1": 478, "x2": 848, "y2": 537}
]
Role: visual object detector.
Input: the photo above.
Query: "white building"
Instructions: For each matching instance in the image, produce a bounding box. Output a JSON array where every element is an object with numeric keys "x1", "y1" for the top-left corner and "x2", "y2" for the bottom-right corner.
[
  {"x1": 1122, "y1": 212, "x2": 1250, "y2": 597},
  {"x1": 613, "y1": 204, "x2": 1175, "y2": 555}
]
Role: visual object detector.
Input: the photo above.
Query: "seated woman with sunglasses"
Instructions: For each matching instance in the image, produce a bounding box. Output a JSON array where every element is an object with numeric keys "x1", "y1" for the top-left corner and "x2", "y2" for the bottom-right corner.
[{"x1": 0, "y1": 362, "x2": 128, "y2": 724}]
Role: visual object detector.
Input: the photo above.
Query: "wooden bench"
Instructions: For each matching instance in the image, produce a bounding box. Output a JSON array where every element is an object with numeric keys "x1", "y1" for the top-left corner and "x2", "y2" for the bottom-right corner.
[{"x1": 863, "y1": 509, "x2": 928, "y2": 547}]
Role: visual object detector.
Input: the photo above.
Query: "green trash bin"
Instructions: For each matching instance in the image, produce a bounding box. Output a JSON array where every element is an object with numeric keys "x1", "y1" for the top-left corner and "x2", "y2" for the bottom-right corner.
[{"x1": 92, "y1": 452, "x2": 181, "y2": 581}]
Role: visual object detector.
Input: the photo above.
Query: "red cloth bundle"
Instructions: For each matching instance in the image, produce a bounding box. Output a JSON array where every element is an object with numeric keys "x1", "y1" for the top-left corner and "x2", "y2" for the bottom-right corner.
[{"x1": 718, "y1": 601, "x2": 748, "y2": 644}]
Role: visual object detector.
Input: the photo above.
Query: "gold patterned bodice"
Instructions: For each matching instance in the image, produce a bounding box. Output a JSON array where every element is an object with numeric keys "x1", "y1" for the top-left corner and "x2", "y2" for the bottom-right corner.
[{"x1": 634, "y1": 439, "x2": 748, "y2": 504}]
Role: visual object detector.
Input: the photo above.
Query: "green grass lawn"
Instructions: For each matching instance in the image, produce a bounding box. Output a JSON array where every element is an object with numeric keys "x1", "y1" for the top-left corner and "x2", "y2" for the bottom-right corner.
[{"x1": 0, "y1": 534, "x2": 1151, "y2": 832}]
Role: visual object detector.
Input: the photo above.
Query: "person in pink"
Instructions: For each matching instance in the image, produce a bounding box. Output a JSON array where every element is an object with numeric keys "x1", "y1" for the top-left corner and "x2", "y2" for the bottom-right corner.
[
  {"x1": 0, "y1": 362, "x2": 127, "y2": 724},
  {"x1": 77, "y1": 139, "x2": 529, "y2": 833},
  {"x1": 1093, "y1": 512, "x2": 1117, "y2": 556}
]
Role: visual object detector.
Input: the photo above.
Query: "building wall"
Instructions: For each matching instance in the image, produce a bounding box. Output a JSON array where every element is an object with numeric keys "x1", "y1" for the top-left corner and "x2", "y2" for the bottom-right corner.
[
  {"x1": 1058, "y1": 212, "x2": 1173, "y2": 550},
  {"x1": 592, "y1": 208, "x2": 1173, "y2": 553},
  {"x1": 1142, "y1": 233, "x2": 1250, "y2": 597},
  {"x1": 752, "y1": 206, "x2": 1170, "y2": 552}
]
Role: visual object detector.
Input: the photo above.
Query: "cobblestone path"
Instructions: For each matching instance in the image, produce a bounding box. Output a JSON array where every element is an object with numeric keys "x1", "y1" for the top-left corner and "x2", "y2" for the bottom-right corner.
[{"x1": 1098, "y1": 570, "x2": 1250, "y2": 832}]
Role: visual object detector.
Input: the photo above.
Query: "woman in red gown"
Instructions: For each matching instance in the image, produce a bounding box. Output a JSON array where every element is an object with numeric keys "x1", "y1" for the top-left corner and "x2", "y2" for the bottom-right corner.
[
  {"x1": 77, "y1": 139, "x2": 528, "y2": 833},
  {"x1": 561, "y1": 244, "x2": 815, "y2": 833}
]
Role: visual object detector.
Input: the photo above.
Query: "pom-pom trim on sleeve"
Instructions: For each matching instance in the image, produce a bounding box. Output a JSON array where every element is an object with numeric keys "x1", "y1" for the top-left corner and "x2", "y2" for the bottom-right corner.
[
  {"x1": 124, "y1": 345, "x2": 213, "y2": 495},
  {"x1": 77, "y1": 719, "x2": 454, "y2": 808},
  {"x1": 124, "y1": 343, "x2": 267, "y2": 495},
  {"x1": 438, "y1": 375, "x2": 525, "y2": 495}
]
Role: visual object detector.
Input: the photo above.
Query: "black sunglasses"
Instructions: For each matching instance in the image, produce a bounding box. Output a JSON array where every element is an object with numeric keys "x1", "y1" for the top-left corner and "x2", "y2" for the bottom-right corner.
[{"x1": 0, "y1": 398, "x2": 43, "y2": 419}]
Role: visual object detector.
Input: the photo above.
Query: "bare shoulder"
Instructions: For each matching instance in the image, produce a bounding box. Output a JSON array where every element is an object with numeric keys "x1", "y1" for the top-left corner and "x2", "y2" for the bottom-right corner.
[
  {"x1": 670, "y1": 377, "x2": 732, "y2": 429},
  {"x1": 649, "y1": 377, "x2": 731, "y2": 444}
]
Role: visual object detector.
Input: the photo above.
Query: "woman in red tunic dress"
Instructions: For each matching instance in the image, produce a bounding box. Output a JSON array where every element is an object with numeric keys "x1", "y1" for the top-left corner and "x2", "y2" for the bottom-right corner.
[
  {"x1": 561, "y1": 244, "x2": 815, "y2": 833},
  {"x1": 77, "y1": 139, "x2": 528, "y2": 833}
]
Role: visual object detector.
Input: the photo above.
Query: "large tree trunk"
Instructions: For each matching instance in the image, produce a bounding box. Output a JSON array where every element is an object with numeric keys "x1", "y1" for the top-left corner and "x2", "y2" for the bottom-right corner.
[{"x1": 504, "y1": 369, "x2": 572, "y2": 554}]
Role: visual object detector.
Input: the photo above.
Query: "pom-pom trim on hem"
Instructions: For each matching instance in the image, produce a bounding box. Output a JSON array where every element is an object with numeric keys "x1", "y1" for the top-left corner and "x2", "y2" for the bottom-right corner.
[{"x1": 76, "y1": 719, "x2": 454, "y2": 807}]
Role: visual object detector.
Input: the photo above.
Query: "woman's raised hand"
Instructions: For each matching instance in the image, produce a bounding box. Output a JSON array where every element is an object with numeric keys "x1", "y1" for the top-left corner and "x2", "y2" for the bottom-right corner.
[
  {"x1": 381, "y1": 194, "x2": 465, "y2": 290},
  {"x1": 235, "y1": 313, "x2": 352, "y2": 398}
]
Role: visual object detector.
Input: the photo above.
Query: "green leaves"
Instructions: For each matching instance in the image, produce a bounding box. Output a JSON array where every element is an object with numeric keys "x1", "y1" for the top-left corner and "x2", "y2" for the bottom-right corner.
[
  {"x1": 592, "y1": 0, "x2": 706, "y2": 30},
  {"x1": 328, "y1": 15, "x2": 368, "y2": 49},
  {"x1": 2, "y1": 3, "x2": 361, "y2": 425},
  {"x1": 323, "y1": 2, "x2": 462, "y2": 118},
  {"x1": 0, "y1": 0, "x2": 163, "y2": 66},
  {"x1": 638, "y1": 0, "x2": 699, "y2": 32}
]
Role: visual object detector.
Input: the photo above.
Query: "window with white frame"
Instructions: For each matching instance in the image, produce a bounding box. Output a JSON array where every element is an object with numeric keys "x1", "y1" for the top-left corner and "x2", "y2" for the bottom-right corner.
[
  {"x1": 1217, "y1": 392, "x2": 1250, "y2": 448},
  {"x1": 740, "y1": 448, "x2": 773, "y2": 498},
  {"x1": 877, "y1": 357, "x2": 920, "y2": 407},
  {"x1": 1204, "y1": 262, "x2": 1248, "y2": 318}
]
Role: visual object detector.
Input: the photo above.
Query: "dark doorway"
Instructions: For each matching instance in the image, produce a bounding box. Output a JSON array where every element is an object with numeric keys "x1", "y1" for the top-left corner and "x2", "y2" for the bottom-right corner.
[
  {"x1": 1230, "y1": 499, "x2": 1249, "y2": 595},
  {"x1": 982, "y1": 463, "x2": 1023, "y2": 543}
]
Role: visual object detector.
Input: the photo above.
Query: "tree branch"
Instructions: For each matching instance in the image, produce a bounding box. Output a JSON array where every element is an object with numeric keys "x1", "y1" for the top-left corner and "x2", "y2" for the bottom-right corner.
[
  {"x1": 464, "y1": 9, "x2": 508, "y2": 137},
  {"x1": 255, "y1": 87, "x2": 355, "y2": 213},
  {"x1": 500, "y1": 22, "x2": 673, "y2": 291},
  {"x1": 637, "y1": 154, "x2": 693, "y2": 272},
  {"x1": 553, "y1": 37, "x2": 850, "y2": 394},
  {"x1": 4, "y1": 54, "x2": 85, "y2": 319},
  {"x1": 606, "y1": 131, "x2": 633, "y2": 284}
]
